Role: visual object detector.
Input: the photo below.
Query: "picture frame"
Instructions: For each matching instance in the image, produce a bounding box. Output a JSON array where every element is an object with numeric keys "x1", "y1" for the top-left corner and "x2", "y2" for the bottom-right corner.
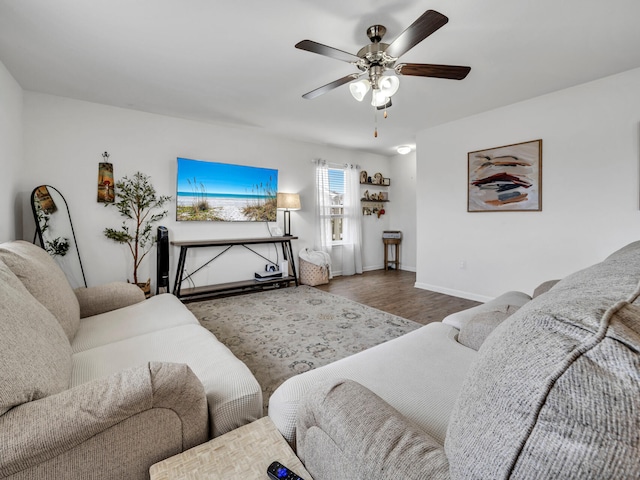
[
  {"x1": 381, "y1": 177, "x2": 391, "y2": 186},
  {"x1": 176, "y1": 158, "x2": 278, "y2": 222},
  {"x1": 467, "y1": 139, "x2": 542, "y2": 212}
]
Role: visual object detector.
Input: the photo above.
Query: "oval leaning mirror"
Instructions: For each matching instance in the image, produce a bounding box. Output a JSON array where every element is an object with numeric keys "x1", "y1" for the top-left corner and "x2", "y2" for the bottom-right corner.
[{"x1": 31, "y1": 185, "x2": 87, "y2": 288}]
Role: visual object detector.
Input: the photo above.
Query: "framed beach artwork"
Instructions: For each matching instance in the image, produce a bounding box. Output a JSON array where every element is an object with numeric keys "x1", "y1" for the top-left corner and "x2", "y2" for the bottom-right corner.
[
  {"x1": 176, "y1": 158, "x2": 278, "y2": 222},
  {"x1": 467, "y1": 139, "x2": 542, "y2": 212}
]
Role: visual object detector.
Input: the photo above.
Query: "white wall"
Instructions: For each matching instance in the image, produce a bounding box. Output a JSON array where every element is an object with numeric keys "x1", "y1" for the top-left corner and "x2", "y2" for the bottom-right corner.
[
  {"x1": 416, "y1": 67, "x2": 640, "y2": 301},
  {"x1": 22, "y1": 92, "x2": 403, "y2": 289},
  {"x1": 0, "y1": 60, "x2": 23, "y2": 242},
  {"x1": 390, "y1": 151, "x2": 417, "y2": 271}
]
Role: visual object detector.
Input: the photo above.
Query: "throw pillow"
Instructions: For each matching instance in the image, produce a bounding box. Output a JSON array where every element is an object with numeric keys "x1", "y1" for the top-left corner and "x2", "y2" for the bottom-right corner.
[
  {"x1": 0, "y1": 240, "x2": 80, "y2": 341},
  {"x1": 0, "y1": 260, "x2": 72, "y2": 416},
  {"x1": 458, "y1": 305, "x2": 520, "y2": 351},
  {"x1": 532, "y1": 279, "x2": 561, "y2": 298}
]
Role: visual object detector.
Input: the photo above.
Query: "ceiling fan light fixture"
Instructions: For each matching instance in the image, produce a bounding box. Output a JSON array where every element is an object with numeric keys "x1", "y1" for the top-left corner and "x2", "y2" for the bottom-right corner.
[
  {"x1": 379, "y1": 75, "x2": 400, "y2": 98},
  {"x1": 371, "y1": 89, "x2": 390, "y2": 107},
  {"x1": 349, "y1": 79, "x2": 371, "y2": 101}
]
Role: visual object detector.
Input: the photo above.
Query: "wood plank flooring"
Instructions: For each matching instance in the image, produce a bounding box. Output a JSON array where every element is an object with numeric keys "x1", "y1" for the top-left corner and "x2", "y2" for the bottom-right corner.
[{"x1": 314, "y1": 269, "x2": 481, "y2": 326}]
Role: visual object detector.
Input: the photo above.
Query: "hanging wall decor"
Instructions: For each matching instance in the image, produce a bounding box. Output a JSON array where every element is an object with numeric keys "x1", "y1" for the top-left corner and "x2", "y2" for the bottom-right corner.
[
  {"x1": 468, "y1": 139, "x2": 542, "y2": 212},
  {"x1": 97, "y1": 152, "x2": 115, "y2": 203}
]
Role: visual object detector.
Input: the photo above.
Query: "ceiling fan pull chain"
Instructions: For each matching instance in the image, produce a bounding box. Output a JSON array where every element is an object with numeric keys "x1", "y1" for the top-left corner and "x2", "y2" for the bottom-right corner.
[{"x1": 374, "y1": 105, "x2": 378, "y2": 138}]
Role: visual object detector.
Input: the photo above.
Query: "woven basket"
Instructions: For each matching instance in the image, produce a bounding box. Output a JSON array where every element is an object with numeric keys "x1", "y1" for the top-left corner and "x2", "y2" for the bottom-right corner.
[{"x1": 299, "y1": 257, "x2": 330, "y2": 286}]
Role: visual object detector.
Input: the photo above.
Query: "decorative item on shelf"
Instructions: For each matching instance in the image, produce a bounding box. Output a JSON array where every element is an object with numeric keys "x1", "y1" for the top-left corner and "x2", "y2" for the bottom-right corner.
[
  {"x1": 382, "y1": 177, "x2": 391, "y2": 186},
  {"x1": 360, "y1": 170, "x2": 368, "y2": 184},
  {"x1": 373, "y1": 172, "x2": 384, "y2": 185},
  {"x1": 103, "y1": 171, "x2": 172, "y2": 296},
  {"x1": 363, "y1": 190, "x2": 370, "y2": 200},
  {"x1": 97, "y1": 152, "x2": 115, "y2": 203},
  {"x1": 276, "y1": 192, "x2": 301, "y2": 236},
  {"x1": 379, "y1": 192, "x2": 388, "y2": 201}
]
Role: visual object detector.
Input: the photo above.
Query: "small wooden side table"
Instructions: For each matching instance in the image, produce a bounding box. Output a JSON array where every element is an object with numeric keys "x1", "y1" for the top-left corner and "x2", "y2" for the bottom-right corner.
[
  {"x1": 383, "y1": 231, "x2": 402, "y2": 271},
  {"x1": 149, "y1": 417, "x2": 312, "y2": 480}
]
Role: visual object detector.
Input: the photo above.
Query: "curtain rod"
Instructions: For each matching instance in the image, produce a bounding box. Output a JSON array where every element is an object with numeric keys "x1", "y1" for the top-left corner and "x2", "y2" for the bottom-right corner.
[{"x1": 311, "y1": 158, "x2": 361, "y2": 170}]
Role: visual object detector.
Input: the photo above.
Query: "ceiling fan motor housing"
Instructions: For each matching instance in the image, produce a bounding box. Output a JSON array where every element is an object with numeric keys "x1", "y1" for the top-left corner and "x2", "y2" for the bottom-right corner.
[{"x1": 366, "y1": 24, "x2": 386, "y2": 43}]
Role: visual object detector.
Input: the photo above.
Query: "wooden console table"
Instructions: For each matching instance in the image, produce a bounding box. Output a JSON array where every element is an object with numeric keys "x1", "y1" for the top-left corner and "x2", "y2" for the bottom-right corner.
[{"x1": 171, "y1": 236, "x2": 298, "y2": 300}]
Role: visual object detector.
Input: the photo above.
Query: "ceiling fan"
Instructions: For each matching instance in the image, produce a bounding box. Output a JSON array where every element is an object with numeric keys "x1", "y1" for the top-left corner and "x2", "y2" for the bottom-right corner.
[{"x1": 295, "y1": 9, "x2": 471, "y2": 109}]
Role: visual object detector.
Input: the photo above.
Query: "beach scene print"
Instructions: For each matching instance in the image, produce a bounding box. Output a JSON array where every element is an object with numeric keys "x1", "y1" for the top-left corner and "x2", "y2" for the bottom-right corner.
[{"x1": 176, "y1": 158, "x2": 278, "y2": 222}]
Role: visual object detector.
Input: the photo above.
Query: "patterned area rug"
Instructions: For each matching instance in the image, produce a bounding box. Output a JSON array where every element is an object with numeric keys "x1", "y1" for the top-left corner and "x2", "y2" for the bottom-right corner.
[{"x1": 187, "y1": 285, "x2": 421, "y2": 411}]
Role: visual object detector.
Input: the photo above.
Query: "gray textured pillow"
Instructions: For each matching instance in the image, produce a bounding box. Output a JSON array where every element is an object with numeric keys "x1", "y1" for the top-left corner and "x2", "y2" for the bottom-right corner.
[
  {"x1": 458, "y1": 305, "x2": 520, "y2": 351},
  {"x1": 0, "y1": 240, "x2": 80, "y2": 340},
  {"x1": 0, "y1": 260, "x2": 72, "y2": 416},
  {"x1": 533, "y1": 279, "x2": 560, "y2": 298}
]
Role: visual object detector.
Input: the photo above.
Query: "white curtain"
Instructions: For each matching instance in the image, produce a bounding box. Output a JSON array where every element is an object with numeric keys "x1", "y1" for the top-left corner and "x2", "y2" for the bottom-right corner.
[
  {"x1": 341, "y1": 165, "x2": 363, "y2": 275},
  {"x1": 314, "y1": 160, "x2": 333, "y2": 266}
]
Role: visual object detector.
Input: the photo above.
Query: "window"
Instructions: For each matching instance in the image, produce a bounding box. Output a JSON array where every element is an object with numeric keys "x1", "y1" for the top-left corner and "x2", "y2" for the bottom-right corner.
[{"x1": 328, "y1": 168, "x2": 345, "y2": 242}]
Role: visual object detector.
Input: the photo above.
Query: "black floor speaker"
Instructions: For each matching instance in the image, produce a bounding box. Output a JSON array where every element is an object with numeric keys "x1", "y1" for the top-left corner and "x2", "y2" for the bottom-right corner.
[{"x1": 157, "y1": 226, "x2": 169, "y2": 294}]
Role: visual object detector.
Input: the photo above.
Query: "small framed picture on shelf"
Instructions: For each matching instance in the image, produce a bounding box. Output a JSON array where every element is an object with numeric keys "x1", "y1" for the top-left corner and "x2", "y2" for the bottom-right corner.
[
  {"x1": 379, "y1": 192, "x2": 388, "y2": 201},
  {"x1": 382, "y1": 178, "x2": 390, "y2": 186},
  {"x1": 360, "y1": 170, "x2": 368, "y2": 184}
]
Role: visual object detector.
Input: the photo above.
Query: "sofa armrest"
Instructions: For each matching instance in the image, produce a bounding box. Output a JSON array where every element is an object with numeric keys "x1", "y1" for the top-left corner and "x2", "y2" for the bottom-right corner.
[
  {"x1": 0, "y1": 362, "x2": 208, "y2": 478},
  {"x1": 74, "y1": 281, "x2": 145, "y2": 318},
  {"x1": 297, "y1": 379, "x2": 450, "y2": 480}
]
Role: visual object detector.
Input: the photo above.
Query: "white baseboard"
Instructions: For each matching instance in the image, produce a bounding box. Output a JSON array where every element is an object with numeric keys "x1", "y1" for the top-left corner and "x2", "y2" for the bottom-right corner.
[{"x1": 414, "y1": 282, "x2": 491, "y2": 303}]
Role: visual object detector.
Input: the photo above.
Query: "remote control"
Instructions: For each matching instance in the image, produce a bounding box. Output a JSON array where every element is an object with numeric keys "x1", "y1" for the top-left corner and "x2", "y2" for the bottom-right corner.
[{"x1": 267, "y1": 461, "x2": 305, "y2": 480}]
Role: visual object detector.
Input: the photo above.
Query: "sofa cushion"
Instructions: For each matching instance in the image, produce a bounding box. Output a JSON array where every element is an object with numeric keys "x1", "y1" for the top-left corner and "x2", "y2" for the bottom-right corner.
[
  {"x1": 72, "y1": 293, "x2": 199, "y2": 353},
  {"x1": 457, "y1": 304, "x2": 520, "y2": 351},
  {"x1": 71, "y1": 324, "x2": 263, "y2": 437},
  {"x1": 269, "y1": 322, "x2": 477, "y2": 445},
  {"x1": 0, "y1": 240, "x2": 80, "y2": 341},
  {"x1": 0, "y1": 260, "x2": 72, "y2": 416},
  {"x1": 445, "y1": 241, "x2": 640, "y2": 479},
  {"x1": 442, "y1": 290, "x2": 531, "y2": 331}
]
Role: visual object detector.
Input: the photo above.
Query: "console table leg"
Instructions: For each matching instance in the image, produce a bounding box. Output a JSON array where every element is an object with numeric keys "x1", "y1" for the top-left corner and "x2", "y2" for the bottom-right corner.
[{"x1": 173, "y1": 246, "x2": 188, "y2": 297}]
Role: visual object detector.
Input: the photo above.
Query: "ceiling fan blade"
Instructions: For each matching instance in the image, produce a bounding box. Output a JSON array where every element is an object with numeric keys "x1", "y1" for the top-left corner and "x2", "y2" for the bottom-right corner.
[
  {"x1": 295, "y1": 40, "x2": 360, "y2": 63},
  {"x1": 385, "y1": 10, "x2": 449, "y2": 59},
  {"x1": 396, "y1": 63, "x2": 471, "y2": 80},
  {"x1": 302, "y1": 73, "x2": 362, "y2": 99}
]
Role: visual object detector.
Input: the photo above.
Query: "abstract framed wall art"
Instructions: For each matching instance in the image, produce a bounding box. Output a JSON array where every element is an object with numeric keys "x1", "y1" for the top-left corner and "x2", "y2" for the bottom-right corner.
[{"x1": 467, "y1": 139, "x2": 542, "y2": 212}]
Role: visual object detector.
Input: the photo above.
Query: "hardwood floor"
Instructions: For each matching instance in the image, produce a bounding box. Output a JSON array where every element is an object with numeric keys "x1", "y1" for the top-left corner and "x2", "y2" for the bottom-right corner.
[{"x1": 314, "y1": 269, "x2": 481, "y2": 326}]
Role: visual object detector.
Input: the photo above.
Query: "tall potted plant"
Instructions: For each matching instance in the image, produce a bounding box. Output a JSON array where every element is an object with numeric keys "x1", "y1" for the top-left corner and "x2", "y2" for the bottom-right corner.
[{"x1": 104, "y1": 171, "x2": 172, "y2": 294}]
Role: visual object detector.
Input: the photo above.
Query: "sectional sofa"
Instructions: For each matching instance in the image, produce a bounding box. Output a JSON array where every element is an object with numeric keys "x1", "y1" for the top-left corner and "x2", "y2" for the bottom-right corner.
[
  {"x1": 0, "y1": 240, "x2": 262, "y2": 479},
  {"x1": 283, "y1": 241, "x2": 640, "y2": 479}
]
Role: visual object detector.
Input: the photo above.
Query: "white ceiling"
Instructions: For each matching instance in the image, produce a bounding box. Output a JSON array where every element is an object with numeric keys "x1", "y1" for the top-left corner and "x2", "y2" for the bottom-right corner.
[{"x1": 1, "y1": 0, "x2": 640, "y2": 157}]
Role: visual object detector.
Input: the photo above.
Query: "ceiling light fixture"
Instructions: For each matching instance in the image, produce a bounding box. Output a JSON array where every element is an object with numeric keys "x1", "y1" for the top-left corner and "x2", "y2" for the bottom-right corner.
[
  {"x1": 350, "y1": 74, "x2": 400, "y2": 137},
  {"x1": 349, "y1": 79, "x2": 371, "y2": 101},
  {"x1": 397, "y1": 146, "x2": 412, "y2": 155},
  {"x1": 351, "y1": 75, "x2": 400, "y2": 107}
]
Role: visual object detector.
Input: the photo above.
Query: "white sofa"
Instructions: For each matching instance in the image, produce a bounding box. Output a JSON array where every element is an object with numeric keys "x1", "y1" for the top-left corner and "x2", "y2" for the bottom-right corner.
[
  {"x1": 0, "y1": 240, "x2": 262, "y2": 480},
  {"x1": 268, "y1": 288, "x2": 531, "y2": 445}
]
